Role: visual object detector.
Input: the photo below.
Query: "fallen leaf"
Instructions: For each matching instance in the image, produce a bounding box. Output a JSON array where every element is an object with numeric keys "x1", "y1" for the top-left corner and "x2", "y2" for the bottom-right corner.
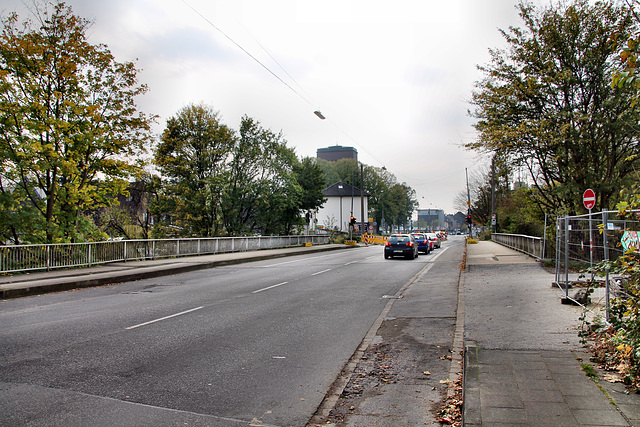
[
  {"x1": 423, "y1": 371, "x2": 431, "y2": 376},
  {"x1": 603, "y1": 373, "x2": 623, "y2": 383}
]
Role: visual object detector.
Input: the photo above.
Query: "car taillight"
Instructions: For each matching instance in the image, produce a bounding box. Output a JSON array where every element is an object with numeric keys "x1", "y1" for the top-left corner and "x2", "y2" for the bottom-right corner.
[
  {"x1": 406, "y1": 242, "x2": 413, "y2": 247},
  {"x1": 385, "y1": 241, "x2": 391, "y2": 246}
]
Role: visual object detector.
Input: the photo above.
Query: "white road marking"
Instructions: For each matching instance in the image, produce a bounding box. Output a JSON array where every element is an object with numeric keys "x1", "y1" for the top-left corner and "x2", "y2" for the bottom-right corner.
[
  {"x1": 260, "y1": 252, "x2": 337, "y2": 268},
  {"x1": 125, "y1": 306, "x2": 204, "y2": 330},
  {"x1": 252, "y1": 282, "x2": 289, "y2": 294},
  {"x1": 311, "y1": 269, "x2": 332, "y2": 276}
]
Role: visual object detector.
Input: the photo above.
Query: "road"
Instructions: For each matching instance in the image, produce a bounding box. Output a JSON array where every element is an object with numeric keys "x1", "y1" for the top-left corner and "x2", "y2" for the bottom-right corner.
[{"x1": 1, "y1": 237, "x2": 464, "y2": 426}]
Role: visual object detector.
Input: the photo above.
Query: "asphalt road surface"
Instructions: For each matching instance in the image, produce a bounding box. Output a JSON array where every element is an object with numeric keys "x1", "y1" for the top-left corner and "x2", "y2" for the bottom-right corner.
[{"x1": 1, "y1": 238, "x2": 463, "y2": 426}]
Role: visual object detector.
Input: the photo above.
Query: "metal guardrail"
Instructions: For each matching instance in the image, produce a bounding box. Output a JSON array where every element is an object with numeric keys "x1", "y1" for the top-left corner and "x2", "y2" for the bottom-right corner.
[
  {"x1": 0, "y1": 235, "x2": 330, "y2": 274},
  {"x1": 492, "y1": 233, "x2": 543, "y2": 259}
]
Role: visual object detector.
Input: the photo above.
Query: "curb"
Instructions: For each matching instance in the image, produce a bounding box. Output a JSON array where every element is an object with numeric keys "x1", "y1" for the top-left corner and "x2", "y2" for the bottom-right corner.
[{"x1": 462, "y1": 341, "x2": 480, "y2": 426}]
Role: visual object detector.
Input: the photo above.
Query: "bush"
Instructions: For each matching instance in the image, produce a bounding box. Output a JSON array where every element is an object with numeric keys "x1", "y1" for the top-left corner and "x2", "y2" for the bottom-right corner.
[{"x1": 331, "y1": 234, "x2": 346, "y2": 244}]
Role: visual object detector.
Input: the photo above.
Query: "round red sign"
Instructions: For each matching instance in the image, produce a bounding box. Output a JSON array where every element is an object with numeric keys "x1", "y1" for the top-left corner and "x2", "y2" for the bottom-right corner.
[{"x1": 583, "y1": 189, "x2": 596, "y2": 210}]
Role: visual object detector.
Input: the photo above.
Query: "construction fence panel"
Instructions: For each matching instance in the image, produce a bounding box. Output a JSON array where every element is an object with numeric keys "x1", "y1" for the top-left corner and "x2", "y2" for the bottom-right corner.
[{"x1": 554, "y1": 210, "x2": 640, "y2": 319}]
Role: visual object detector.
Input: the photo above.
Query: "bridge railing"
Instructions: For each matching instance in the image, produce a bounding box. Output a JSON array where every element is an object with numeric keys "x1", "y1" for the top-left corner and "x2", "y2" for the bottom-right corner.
[
  {"x1": 0, "y1": 235, "x2": 330, "y2": 274},
  {"x1": 492, "y1": 233, "x2": 543, "y2": 259}
]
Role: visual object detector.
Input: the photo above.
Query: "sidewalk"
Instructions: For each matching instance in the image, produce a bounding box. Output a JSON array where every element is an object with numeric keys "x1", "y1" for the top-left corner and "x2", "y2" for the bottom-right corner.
[
  {"x1": 0, "y1": 244, "x2": 352, "y2": 299},
  {"x1": 463, "y1": 241, "x2": 639, "y2": 426}
]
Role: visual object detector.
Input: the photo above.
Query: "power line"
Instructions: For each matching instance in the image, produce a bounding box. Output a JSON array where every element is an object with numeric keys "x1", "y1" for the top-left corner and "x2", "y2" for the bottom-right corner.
[
  {"x1": 181, "y1": 0, "x2": 316, "y2": 109},
  {"x1": 181, "y1": 1, "x2": 389, "y2": 170}
]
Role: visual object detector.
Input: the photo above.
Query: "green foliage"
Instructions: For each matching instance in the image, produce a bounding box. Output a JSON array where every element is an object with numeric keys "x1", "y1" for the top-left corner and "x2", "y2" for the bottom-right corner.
[
  {"x1": 153, "y1": 106, "x2": 326, "y2": 237},
  {"x1": 611, "y1": 1, "x2": 640, "y2": 98},
  {"x1": 154, "y1": 103, "x2": 234, "y2": 237},
  {"x1": 470, "y1": 0, "x2": 640, "y2": 215},
  {"x1": 0, "y1": 1, "x2": 154, "y2": 243},
  {"x1": 294, "y1": 157, "x2": 326, "y2": 213},
  {"x1": 580, "y1": 362, "x2": 598, "y2": 381},
  {"x1": 497, "y1": 188, "x2": 546, "y2": 236},
  {"x1": 94, "y1": 176, "x2": 156, "y2": 240}
]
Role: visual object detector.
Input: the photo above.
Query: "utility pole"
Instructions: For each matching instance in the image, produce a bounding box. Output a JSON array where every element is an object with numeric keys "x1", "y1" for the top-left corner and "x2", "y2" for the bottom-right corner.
[
  {"x1": 360, "y1": 163, "x2": 365, "y2": 239},
  {"x1": 466, "y1": 167, "x2": 472, "y2": 238},
  {"x1": 491, "y1": 156, "x2": 496, "y2": 234},
  {"x1": 350, "y1": 172, "x2": 354, "y2": 240}
]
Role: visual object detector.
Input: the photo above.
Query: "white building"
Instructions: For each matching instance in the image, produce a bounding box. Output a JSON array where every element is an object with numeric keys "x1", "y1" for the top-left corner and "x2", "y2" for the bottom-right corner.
[{"x1": 314, "y1": 181, "x2": 369, "y2": 233}]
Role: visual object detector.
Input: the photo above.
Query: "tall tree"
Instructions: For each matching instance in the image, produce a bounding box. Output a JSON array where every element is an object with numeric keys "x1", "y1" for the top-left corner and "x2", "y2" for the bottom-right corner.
[
  {"x1": 220, "y1": 116, "x2": 316, "y2": 236},
  {"x1": 154, "y1": 103, "x2": 234, "y2": 237},
  {"x1": 386, "y1": 182, "x2": 418, "y2": 229},
  {"x1": 0, "y1": 1, "x2": 154, "y2": 243},
  {"x1": 469, "y1": 0, "x2": 640, "y2": 214},
  {"x1": 220, "y1": 115, "x2": 264, "y2": 235},
  {"x1": 254, "y1": 140, "x2": 303, "y2": 235},
  {"x1": 293, "y1": 157, "x2": 326, "y2": 216}
]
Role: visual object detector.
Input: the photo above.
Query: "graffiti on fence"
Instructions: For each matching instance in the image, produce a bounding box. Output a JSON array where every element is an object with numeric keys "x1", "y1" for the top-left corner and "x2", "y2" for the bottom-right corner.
[{"x1": 621, "y1": 230, "x2": 640, "y2": 252}]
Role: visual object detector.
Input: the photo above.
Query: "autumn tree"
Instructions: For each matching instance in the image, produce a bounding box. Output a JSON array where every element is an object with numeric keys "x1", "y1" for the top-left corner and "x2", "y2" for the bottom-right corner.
[
  {"x1": 153, "y1": 103, "x2": 234, "y2": 237},
  {"x1": 612, "y1": 1, "x2": 640, "y2": 95},
  {"x1": 469, "y1": 0, "x2": 640, "y2": 215},
  {"x1": 0, "y1": 1, "x2": 154, "y2": 244},
  {"x1": 95, "y1": 175, "x2": 157, "y2": 240}
]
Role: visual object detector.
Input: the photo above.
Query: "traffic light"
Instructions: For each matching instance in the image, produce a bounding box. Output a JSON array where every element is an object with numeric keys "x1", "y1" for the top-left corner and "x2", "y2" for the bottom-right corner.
[
  {"x1": 466, "y1": 214, "x2": 472, "y2": 224},
  {"x1": 350, "y1": 216, "x2": 356, "y2": 226}
]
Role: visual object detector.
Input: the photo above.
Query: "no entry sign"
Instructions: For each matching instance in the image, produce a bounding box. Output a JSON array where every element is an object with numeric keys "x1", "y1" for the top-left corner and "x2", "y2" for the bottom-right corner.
[{"x1": 583, "y1": 188, "x2": 596, "y2": 210}]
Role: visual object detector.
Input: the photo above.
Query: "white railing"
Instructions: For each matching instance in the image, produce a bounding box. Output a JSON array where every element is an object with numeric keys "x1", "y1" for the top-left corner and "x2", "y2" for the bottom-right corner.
[
  {"x1": 492, "y1": 233, "x2": 543, "y2": 259},
  {"x1": 0, "y1": 235, "x2": 330, "y2": 274}
]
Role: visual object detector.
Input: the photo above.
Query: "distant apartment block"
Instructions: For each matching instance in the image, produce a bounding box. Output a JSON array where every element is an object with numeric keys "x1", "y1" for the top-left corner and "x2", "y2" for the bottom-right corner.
[
  {"x1": 316, "y1": 145, "x2": 358, "y2": 162},
  {"x1": 417, "y1": 208, "x2": 445, "y2": 230}
]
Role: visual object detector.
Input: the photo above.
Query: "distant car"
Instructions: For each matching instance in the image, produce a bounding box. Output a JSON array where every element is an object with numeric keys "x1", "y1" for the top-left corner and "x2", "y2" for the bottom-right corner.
[
  {"x1": 384, "y1": 234, "x2": 419, "y2": 259},
  {"x1": 426, "y1": 232, "x2": 441, "y2": 249},
  {"x1": 410, "y1": 233, "x2": 430, "y2": 254}
]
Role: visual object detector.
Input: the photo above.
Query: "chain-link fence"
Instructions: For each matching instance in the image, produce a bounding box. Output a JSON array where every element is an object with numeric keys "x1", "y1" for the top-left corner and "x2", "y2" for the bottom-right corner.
[{"x1": 555, "y1": 210, "x2": 640, "y2": 320}]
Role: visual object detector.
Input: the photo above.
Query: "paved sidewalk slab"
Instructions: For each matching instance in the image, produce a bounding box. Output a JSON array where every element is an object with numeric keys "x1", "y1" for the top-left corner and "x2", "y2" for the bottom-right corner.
[
  {"x1": 464, "y1": 345, "x2": 628, "y2": 426},
  {"x1": 463, "y1": 241, "x2": 638, "y2": 426}
]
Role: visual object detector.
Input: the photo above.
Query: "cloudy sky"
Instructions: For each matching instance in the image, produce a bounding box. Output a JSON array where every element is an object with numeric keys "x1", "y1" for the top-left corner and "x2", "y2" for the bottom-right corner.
[{"x1": 1, "y1": 0, "x2": 531, "y2": 214}]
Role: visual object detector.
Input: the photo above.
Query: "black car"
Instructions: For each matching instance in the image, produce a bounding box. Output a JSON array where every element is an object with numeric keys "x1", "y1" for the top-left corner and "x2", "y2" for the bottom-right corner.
[{"x1": 384, "y1": 234, "x2": 419, "y2": 259}]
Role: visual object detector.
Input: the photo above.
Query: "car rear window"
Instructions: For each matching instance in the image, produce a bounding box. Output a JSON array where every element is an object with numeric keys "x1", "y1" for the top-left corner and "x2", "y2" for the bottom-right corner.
[{"x1": 389, "y1": 235, "x2": 409, "y2": 243}]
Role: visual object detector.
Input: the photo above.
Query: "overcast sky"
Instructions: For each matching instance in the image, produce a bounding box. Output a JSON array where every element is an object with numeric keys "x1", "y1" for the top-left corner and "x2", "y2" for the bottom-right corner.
[{"x1": 1, "y1": 0, "x2": 533, "y2": 214}]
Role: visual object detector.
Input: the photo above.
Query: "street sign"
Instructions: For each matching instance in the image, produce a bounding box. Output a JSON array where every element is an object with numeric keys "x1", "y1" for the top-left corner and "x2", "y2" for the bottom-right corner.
[{"x1": 583, "y1": 188, "x2": 596, "y2": 210}]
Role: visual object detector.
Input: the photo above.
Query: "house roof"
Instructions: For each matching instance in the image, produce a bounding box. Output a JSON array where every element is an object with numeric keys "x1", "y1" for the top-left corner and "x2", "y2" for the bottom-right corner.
[{"x1": 323, "y1": 181, "x2": 369, "y2": 197}]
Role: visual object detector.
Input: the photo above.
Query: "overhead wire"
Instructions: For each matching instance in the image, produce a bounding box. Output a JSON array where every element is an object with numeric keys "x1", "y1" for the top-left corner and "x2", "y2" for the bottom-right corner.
[
  {"x1": 180, "y1": 0, "x2": 390, "y2": 169},
  {"x1": 180, "y1": 0, "x2": 315, "y2": 109}
]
